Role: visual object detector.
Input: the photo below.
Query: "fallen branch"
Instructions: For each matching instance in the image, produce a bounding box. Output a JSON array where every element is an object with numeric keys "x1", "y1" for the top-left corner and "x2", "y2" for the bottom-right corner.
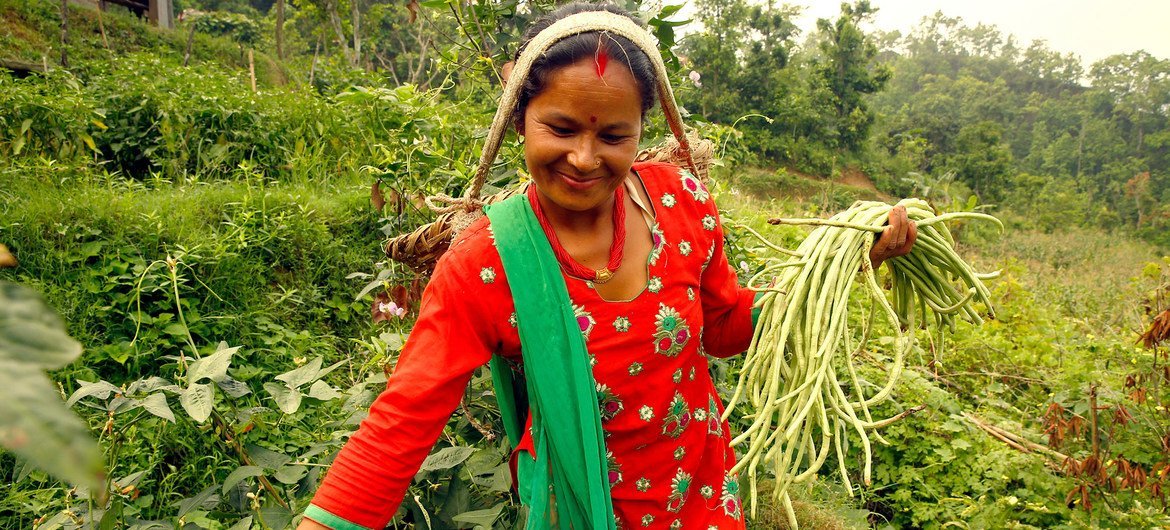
[{"x1": 962, "y1": 412, "x2": 1068, "y2": 462}]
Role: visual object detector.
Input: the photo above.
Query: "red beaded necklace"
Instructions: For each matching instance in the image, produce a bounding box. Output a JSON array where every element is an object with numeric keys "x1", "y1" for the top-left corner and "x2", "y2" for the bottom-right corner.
[{"x1": 527, "y1": 183, "x2": 626, "y2": 284}]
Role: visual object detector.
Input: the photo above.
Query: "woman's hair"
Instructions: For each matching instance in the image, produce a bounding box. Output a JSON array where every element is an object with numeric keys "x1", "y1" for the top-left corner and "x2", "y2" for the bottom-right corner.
[{"x1": 512, "y1": 2, "x2": 659, "y2": 128}]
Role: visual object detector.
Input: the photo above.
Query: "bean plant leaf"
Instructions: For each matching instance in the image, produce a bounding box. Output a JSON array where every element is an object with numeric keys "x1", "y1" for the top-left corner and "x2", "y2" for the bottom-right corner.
[
  {"x1": 216, "y1": 375, "x2": 251, "y2": 398},
  {"x1": 264, "y1": 382, "x2": 302, "y2": 414},
  {"x1": 243, "y1": 443, "x2": 292, "y2": 470},
  {"x1": 222, "y1": 465, "x2": 264, "y2": 494},
  {"x1": 179, "y1": 382, "x2": 214, "y2": 423},
  {"x1": 187, "y1": 342, "x2": 239, "y2": 383},
  {"x1": 0, "y1": 282, "x2": 103, "y2": 490},
  {"x1": 66, "y1": 379, "x2": 121, "y2": 407},
  {"x1": 227, "y1": 516, "x2": 253, "y2": 530},
  {"x1": 273, "y1": 464, "x2": 307, "y2": 484},
  {"x1": 141, "y1": 393, "x2": 175, "y2": 422},
  {"x1": 451, "y1": 503, "x2": 504, "y2": 529},
  {"x1": 307, "y1": 380, "x2": 341, "y2": 401},
  {"x1": 176, "y1": 484, "x2": 221, "y2": 518},
  {"x1": 419, "y1": 446, "x2": 476, "y2": 472},
  {"x1": 274, "y1": 357, "x2": 323, "y2": 388}
]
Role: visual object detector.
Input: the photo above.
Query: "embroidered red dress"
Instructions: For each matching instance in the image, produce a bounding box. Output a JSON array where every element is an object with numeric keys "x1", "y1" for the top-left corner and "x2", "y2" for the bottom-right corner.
[{"x1": 309, "y1": 162, "x2": 755, "y2": 529}]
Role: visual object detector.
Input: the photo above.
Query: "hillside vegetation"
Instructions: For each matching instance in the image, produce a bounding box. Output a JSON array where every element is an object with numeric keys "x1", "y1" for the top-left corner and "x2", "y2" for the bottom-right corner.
[{"x1": 2, "y1": 1, "x2": 1169, "y2": 529}]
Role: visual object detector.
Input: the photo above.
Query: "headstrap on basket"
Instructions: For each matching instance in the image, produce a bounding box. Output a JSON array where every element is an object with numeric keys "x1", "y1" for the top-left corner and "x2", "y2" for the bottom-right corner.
[{"x1": 387, "y1": 10, "x2": 705, "y2": 271}]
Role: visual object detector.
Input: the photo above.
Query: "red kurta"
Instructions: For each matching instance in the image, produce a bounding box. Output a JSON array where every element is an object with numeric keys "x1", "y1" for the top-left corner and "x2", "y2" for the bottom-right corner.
[{"x1": 309, "y1": 162, "x2": 755, "y2": 529}]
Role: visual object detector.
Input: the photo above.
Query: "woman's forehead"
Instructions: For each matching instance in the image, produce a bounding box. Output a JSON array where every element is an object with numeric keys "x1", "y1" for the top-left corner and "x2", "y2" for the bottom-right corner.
[{"x1": 530, "y1": 59, "x2": 642, "y2": 121}]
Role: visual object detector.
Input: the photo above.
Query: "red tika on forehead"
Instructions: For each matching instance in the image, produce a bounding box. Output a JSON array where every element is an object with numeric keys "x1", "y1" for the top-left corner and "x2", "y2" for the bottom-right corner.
[{"x1": 595, "y1": 47, "x2": 609, "y2": 78}]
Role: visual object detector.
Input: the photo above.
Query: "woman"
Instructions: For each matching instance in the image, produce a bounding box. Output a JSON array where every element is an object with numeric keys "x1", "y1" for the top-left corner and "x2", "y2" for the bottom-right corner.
[{"x1": 300, "y1": 3, "x2": 914, "y2": 529}]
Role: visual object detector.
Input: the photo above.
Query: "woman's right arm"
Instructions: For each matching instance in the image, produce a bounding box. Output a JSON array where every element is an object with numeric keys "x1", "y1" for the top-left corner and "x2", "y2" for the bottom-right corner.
[{"x1": 299, "y1": 242, "x2": 503, "y2": 530}]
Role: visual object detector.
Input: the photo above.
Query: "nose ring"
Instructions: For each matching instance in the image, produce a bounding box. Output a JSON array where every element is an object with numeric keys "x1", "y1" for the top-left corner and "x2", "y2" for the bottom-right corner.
[{"x1": 594, "y1": 159, "x2": 602, "y2": 169}]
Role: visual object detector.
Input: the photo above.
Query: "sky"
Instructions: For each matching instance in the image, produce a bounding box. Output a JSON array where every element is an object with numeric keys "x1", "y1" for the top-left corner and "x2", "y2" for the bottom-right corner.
[{"x1": 685, "y1": 0, "x2": 1170, "y2": 66}]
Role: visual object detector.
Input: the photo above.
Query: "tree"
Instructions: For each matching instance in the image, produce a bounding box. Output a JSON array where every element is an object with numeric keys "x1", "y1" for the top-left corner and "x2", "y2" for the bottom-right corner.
[
  {"x1": 948, "y1": 120, "x2": 1013, "y2": 201},
  {"x1": 814, "y1": 1, "x2": 891, "y2": 152}
]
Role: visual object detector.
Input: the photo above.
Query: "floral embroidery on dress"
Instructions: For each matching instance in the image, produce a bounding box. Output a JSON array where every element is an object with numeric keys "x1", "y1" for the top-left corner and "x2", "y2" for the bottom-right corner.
[
  {"x1": 666, "y1": 468, "x2": 693, "y2": 513},
  {"x1": 508, "y1": 312, "x2": 518, "y2": 327},
  {"x1": 573, "y1": 304, "x2": 595, "y2": 339},
  {"x1": 607, "y1": 450, "x2": 624, "y2": 486},
  {"x1": 613, "y1": 316, "x2": 631, "y2": 332},
  {"x1": 480, "y1": 267, "x2": 496, "y2": 284},
  {"x1": 702, "y1": 214, "x2": 717, "y2": 231},
  {"x1": 687, "y1": 287, "x2": 695, "y2": 301},
  {"x1": 689, "y1": 367, "x2": 696, "y2": 380},
  {"x1": 678, "y1": 240, "x2": 693, "y2": 256},
  {"x1": 661, "y1": 193, "x2": 677, "y2": 208},
  {"x1": 662, "y1": 392, "x2": 691, "y2": 438},
  {"x1": 649, "y1": 224, "x2": 666, "y2": 265},
  {"x1": 708, "y1": 395, "x2": 724, "y2": 436},
  {"x1": 647, "y1": 276, "x2": 664, "y2": 293},
  {"x1": 597, "y1": 383, "x2": 624, "y2": 421},
  {"x1": 670, "y1": 520, "x2": 682, "y2": 529},
  {"x1": 679, "y1": 169, "x2": 709, "y2": 203},
  {"x1": 639, "y1": 405, "x2": 654, "y2": 421},
  {"x1": 640, "y1": 514, "x2": 654, "y2": 526},
  {"x1": 702, "y1": 241, "x2": 715, "y2": 271},
  {"x1": 721, "y1": 473, "x2": 742, "y2": 518},
  {"x1": 636, "y1": 477, "x2": 651, "y2": 492},
  {"x1": 694, "y1": 406, "x2": 708, "y2": 422},
  {"x1": 672, "y1": 368, "x2": 683, "y2": 383},
  {"x1": 654, "y1": 304, "x2": 691, "y2": 357},
  {"x1": 629, "y1": 362, "x2": 644, "y2": 376},
  {"x1": 700, "y1": 484, "x2": 715, "y2": 499},
  {"x1": 673, "y1": 446, "x2": 686, "y2": 460}
]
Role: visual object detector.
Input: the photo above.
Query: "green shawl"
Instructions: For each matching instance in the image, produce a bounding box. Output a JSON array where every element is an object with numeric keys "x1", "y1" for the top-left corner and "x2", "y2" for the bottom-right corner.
[{"x1": 485, "y1": 194, "x2": 616, "y2": 530}]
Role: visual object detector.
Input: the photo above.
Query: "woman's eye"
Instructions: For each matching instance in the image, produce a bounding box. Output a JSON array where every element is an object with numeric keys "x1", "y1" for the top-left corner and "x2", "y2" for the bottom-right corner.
[
  {"x1": 602, "y1": 134, "x2": 629, "y2": 144},
  {"x1": 550, "y1": 126, "x2": 573, "y2": 136}
]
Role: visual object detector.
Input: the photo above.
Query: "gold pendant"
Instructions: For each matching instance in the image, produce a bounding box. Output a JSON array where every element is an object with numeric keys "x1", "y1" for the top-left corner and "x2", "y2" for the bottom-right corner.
[{"x1": 594, "y1": 268, "x2": 613, "y2": 284}]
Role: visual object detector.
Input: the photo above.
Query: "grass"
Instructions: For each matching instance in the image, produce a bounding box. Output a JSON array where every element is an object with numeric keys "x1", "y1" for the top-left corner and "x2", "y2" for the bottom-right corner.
[
  {"x1": 0, "y1": 160, "x2": 380, "y2": 375},
  {"x1": 0, "y1": 0, "x2": 287, "y2": 85}
]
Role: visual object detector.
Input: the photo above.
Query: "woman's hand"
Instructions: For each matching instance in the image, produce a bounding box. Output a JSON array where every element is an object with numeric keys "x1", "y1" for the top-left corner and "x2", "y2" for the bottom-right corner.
[{"x1": 869, "y1": 205, "x2": 916, "y2": 270}]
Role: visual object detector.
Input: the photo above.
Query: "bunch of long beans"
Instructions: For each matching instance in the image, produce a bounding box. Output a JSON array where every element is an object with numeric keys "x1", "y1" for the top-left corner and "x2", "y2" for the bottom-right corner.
[{"x1": 723, "y1": 198, "x2": 1001, "y2": 527}]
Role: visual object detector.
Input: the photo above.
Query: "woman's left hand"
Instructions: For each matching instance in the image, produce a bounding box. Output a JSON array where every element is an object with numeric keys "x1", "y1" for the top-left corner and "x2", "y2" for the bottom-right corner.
[{"x1": 869, "y1": 205, "x2": 917, "y2": 269}]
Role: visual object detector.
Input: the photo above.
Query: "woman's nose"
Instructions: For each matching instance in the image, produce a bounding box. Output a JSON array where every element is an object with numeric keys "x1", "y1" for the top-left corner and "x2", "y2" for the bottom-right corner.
[{"x1": 566, "y1": 138, "x2": 599, "y2": 172}]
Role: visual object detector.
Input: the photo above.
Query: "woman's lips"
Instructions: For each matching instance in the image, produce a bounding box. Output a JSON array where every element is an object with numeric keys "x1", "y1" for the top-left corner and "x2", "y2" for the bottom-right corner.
[{"x1": 557, "y1": 171, "x2": 604, "y2": 191}]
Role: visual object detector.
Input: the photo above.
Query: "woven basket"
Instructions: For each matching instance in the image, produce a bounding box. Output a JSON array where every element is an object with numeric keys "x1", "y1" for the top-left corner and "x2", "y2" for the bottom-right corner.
[{"x1": 383, "y1": 12, "x2": 712, "y2": 273}]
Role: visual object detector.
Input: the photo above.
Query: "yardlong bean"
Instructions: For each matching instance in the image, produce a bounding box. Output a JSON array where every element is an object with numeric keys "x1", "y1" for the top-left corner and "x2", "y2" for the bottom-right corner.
[{"x1": 725, "y1": 199, "x2": 1000, "y2": 527}]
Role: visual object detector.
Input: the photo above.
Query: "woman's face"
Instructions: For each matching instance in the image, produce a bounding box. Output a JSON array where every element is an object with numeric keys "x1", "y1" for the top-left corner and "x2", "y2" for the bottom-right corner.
[{"x1": 520, "y1": 57, "x2": 643, "y2": 217}]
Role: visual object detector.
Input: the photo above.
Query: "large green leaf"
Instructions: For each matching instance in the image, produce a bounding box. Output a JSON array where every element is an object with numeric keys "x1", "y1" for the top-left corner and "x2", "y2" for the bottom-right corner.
[
  {"x1": 418, "y1": 446, "x2": 476, "y2": 472},
  {"x1": 222, "y1": 465, "x2": 264, "y2": 494},
  {"x1": 179, "y1": 382, "x2": 214, "y2": 423},
  {"x1": 264, "y1": 382, "x2": 302, "y2": 414},
  {"x1": 452, "y1": 504, "x2": 504, "y2": 529},
  {"x1": 0, "y1": 282, "x2": 102, "y2": 490},
  {"x1": 141, "y1": 393, "x2": 175, "y2": 422},
  {"x1": 187, "y1": 342, "x2": 239, "y2": 384}
]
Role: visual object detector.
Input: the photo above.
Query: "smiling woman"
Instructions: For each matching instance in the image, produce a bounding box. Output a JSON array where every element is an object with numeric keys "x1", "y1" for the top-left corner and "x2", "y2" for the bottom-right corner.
[{"x1": 297, "y1": 3, "x2": 912, "y2": 530}]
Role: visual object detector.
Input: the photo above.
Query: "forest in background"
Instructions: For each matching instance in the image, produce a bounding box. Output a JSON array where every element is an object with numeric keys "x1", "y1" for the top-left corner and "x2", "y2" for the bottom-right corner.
[{"x1": 2, "y1": 0, "x2": 1170, "y2": 528}]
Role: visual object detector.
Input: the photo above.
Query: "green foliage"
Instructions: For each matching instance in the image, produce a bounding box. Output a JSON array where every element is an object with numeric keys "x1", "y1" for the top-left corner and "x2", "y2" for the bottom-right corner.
[
  {"x1": 0, "y1": 282, "x2": 102, "y2": 493},
  {"x1": 813, "y1": 1, "x2": 890, "y2": 152},
  {"x1": 869, "y1": 13, "x2": 1170, "y2": 246},
  {"x1": 191, "y1": 11, "x2": 263, "y2": 46},
  {"x1": 3, "y1": 0, "x2": 1170, "y2": 528}
]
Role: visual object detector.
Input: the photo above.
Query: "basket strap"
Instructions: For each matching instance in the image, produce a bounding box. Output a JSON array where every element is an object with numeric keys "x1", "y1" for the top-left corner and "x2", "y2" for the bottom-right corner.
[{"x1": 468, "y1": 10, "x2": 697, "y2": 202}]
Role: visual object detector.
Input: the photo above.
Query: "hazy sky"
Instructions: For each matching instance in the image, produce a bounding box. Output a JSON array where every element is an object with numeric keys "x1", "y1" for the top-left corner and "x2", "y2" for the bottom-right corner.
[{"x1": 788, "y1": 0, "x2": 1170, "y2": 65}]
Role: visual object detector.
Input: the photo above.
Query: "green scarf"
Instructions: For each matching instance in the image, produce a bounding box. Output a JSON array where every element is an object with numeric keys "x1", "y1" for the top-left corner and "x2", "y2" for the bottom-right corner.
[{"x1": 485, "y1": 194, "x2": 616, "y2": 530}]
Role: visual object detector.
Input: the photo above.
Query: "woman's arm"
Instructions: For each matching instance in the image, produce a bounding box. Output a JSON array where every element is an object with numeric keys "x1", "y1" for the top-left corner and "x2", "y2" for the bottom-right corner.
[{"x1": 301, "y1": 237, "x2": 504, "y2": 529}]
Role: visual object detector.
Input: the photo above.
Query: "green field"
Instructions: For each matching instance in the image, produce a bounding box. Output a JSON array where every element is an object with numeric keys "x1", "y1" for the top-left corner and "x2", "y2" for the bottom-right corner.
[{"x1": 3, "y1": 1, "x2": 1169, "y2": 528}]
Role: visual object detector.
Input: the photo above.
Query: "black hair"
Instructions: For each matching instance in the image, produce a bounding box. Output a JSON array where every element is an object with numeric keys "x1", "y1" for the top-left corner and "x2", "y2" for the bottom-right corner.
[{"x1": 513, "y1": 2, "x2": 659, "y2": 129}]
